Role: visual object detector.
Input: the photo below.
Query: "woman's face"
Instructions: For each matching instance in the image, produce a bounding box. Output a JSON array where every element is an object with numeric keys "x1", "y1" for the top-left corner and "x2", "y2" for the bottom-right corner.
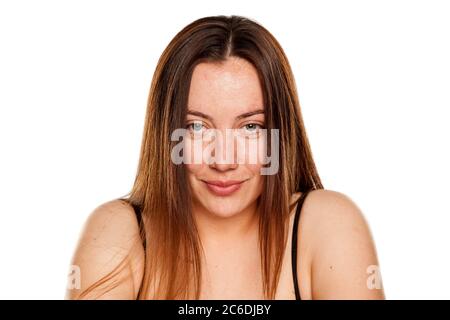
[{"x1": 183, "y1": 57, "x2": 266, "y2": 218}]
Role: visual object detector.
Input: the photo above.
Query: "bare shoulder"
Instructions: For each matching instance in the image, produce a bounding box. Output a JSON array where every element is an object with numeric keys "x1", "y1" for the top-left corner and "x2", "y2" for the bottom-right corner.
[
  {"x1": 294, "y1": 189, "x2": 385, "y2": 299},
  {"x1": 301, "y1": 189, "x2": 369, "y2": 230},
  {"x1": 79, "y1": 199, "x2": 142, "y2": 246},
  {"x1": 65, "y1": 199, "x2": 145, "y2": 299}
]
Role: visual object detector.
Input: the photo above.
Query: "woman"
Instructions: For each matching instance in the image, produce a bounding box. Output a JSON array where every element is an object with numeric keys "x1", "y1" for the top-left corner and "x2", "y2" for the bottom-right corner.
[{"x1": 66, "y1": 15, "x2": 385, "y2": 300}]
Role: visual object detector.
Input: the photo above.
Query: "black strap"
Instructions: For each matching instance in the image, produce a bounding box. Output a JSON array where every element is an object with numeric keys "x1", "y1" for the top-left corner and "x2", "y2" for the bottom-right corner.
[
  {"x1": 131, "y1": 203, "x2": 147, "y2": 249},
  {"x1": 291, "y1": 190, "x2": 310, "y2": 300}
]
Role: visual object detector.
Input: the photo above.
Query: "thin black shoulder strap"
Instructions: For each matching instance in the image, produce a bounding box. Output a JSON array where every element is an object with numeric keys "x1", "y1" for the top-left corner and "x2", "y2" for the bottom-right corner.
[
  {"x1": 131, "y1": 202, "x2": 147, "y2": 249},
  {"x1": 291, "y1": 190, "x2": 311, "y2": 300}
]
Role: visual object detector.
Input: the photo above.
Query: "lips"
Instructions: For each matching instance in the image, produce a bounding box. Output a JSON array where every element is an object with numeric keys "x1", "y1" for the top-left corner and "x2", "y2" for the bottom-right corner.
[{"x1": 202, "y1": 179, "x2": 247, "y2": 196}]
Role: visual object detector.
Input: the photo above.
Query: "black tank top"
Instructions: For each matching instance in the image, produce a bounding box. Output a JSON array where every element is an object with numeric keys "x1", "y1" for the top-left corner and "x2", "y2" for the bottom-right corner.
[{"x1": 130, "y1": 190, "x2": 311, "y2": 300}]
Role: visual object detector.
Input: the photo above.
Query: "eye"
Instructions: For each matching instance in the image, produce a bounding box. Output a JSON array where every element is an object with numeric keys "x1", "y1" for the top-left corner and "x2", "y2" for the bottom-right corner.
[
  {"x1": 185, "y1": 121, "x2": 211, "y2": 139},
  {"x1": 239, "y1": 123, "x2": 264, "y2": 138},
  {"x1": 186, "y1": 121, "x2": 205, "y2": 133},
  {"x1": 243, "y1": 123, "x2": 260, "y2": 132},
  {"x1": 193, "y1": 123, "x2": 202, "y2": 132}
]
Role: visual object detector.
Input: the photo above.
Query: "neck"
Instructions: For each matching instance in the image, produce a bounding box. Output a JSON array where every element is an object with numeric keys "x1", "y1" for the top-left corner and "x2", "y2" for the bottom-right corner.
[{"x1": 192, "y1": 200, "x2": 260, "y2": 248}]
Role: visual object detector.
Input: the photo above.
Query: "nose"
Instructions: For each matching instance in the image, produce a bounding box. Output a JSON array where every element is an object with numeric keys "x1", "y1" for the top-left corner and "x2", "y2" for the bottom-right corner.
[
  {"x1": 207, "y1": 129, "x2": 238, "y2": 171},
  {"x1": 210, "y1": 160, "x2": 238, "y2": 172}
]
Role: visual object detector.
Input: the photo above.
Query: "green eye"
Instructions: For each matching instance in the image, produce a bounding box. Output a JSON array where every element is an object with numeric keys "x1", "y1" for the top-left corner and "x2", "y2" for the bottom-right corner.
[
  {"x1": 244, "y1": 123, "x2": 259, "y2": 131},
  {"x1": 238, "y1": 123, "x2": 264, "y2": 138},
  {"x1": 243, "y1": 123, "x2": 263, "y2": 133}
]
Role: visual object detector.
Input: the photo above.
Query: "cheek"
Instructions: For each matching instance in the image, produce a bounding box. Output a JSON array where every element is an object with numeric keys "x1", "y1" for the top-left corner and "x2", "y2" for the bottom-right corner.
[
  {"x1": 183, "y1": 135, "x2": 210, "y2": 174},
  {"x1": 185, "y1": 163, "x2": 203, "y2": 175},
  {"x1": 246, "y1": 163, "x2": 264, "y2": 192},
  {"x1": 245, "y1": 164, "x2": 264, "y2": 197},
  {"x1": 183, "y1": 134, "x2": 215, "y2": 165},
  {"x1": 185, "y1": 164, "x2": 204, "y2": 199},
  {"x1": 183, "y1": 136, "x2": 199, "y2": 165},
  {"x1": 246, "y1": 163, "x2": 263, "y2": 175},
  {"x1": 235, "y1": 136, "x2": 268, "y2": 166}
]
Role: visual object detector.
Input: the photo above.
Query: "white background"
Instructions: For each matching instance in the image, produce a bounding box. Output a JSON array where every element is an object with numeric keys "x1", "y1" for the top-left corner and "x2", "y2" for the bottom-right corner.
[{"x1": 0, "y1": 0, "x2": 449, "y2": 299}]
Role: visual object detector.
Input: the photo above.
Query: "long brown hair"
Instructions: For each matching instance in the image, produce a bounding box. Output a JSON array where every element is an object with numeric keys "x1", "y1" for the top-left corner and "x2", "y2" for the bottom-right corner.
[{"x1": 81, "y1": 15, "x2": 323, "y2": 299}]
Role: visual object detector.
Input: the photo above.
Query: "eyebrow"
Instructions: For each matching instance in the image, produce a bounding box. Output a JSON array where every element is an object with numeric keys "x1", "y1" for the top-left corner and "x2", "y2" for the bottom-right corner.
[{"x1": 186, "y1": 109, "x2": 265, "y2": 121}]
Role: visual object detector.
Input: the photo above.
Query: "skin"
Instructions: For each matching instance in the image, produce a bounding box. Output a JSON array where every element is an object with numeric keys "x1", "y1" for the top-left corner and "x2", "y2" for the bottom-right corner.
[
  {"x1": 66, "y1": 57, "x2": 385, "y2": 300},
  {"x1": 185, "y1": 57, "x2": 265, "y2": 247}
]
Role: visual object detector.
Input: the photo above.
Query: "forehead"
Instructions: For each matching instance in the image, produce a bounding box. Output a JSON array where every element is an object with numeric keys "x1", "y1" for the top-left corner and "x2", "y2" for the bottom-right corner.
[{"x1": 187, "y1": 57, "x2": 264, "y2": 118}]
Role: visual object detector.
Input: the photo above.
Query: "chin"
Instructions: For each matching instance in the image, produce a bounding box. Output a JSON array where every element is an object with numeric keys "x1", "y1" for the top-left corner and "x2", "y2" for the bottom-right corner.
[{"x1": 197, "y1": 197, "x2": 248, "y2": 218}]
